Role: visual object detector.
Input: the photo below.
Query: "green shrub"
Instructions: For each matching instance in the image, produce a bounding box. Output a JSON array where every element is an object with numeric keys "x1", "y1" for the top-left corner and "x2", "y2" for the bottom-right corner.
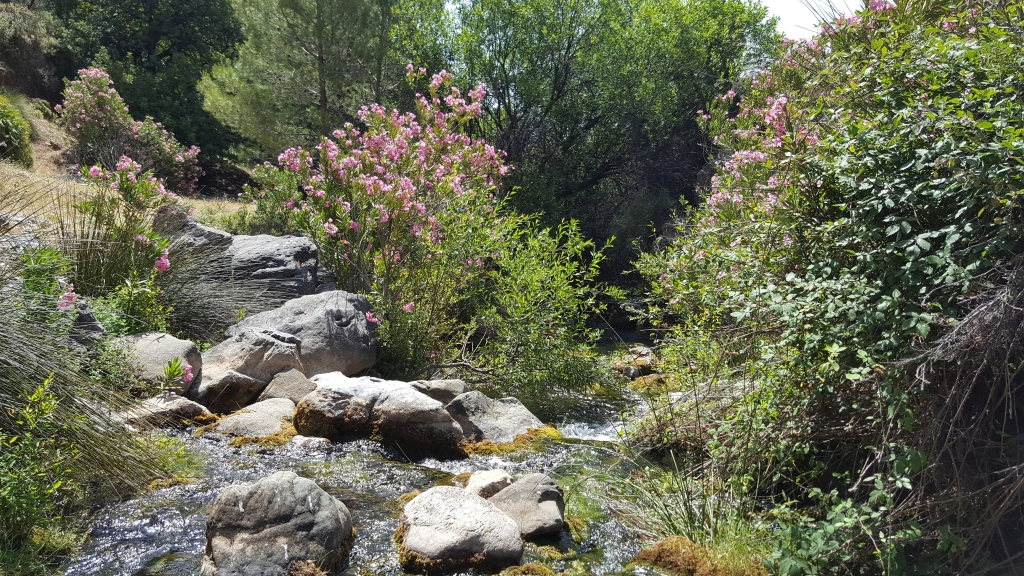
[
  {"x1": 0, "y1": 377, "x2": 69, "y2": 543},
  {"x1": 634, "y1": 2, "x2": 1024, "y2": 573},
  {"x1": 0, "y1": 95, "x2": 32, "y2": 168}
]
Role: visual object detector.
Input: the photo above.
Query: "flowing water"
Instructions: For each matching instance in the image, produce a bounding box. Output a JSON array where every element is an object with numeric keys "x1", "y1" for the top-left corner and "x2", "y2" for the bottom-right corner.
[{"x1": 63, "y1": 397, "x2": 656, "y2": 576}]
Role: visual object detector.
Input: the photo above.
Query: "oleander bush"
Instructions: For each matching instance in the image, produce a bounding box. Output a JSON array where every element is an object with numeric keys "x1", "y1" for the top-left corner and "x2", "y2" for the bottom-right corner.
[
  {"x1": 632, "y1": 1, "x2": 1024, "y2": 573},
  {"x1": 56, "y1": 68, "x2": 202, "y2": 194},
  {"x1": 248, "y1": 68, "x2": 609, "y2": 398}
]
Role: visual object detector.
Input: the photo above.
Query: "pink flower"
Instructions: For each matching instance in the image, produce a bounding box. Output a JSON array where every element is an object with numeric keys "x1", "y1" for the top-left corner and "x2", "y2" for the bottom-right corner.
[
  {"x1": 154, "y1": 250, "x2": 170, "y2": 274},
  {"x1": 182, "y1": 364, "x2": 194, "y2": 383},
  {"x1": 365, "y1": 311, "x2": 378, "y2": 323},
  {"x1": 88, "y1": 166, "x2": 102, "y2": 178},
  {"x1": 402, "y1": 302, "x2": 415, "y2": 312},
  {"x1": 349, "y1": 221, "x2": 360, "y2": 232},
  {"x1": 324, "y1": 219, "x2": 339, "y2": 236},
  {"x1": 57, "y1": 284, "x2": 76, "y2": 309}
]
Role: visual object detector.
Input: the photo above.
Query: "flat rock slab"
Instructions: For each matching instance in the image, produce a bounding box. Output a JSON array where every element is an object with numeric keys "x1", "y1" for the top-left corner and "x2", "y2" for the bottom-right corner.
[
  {"x1": 216, "y1": 398, "x2": 296, "y2": 437},
  {"x1": 122, "y1": 394, "x2": 211, "y2": 428},
  {"x1": 446, "y1": 391, "x2": 544, "y2": 444},
  {"x1": 294, "y1": 373, "x2": 467, "y2": 459},
  {"x1": 225, "y1": 291, "x2": 378, "y2": 378},
  {"x1": 200, "y1": 471, "x2": 354, "y2": 576},
  {"x1": 408, "y1": 379, "x2": 469, "y2": 405},
  {"x1": 490, "y1": 473, "x2": 565, "y2": 539},
  {"x1": 257, "y1": 368, "x2": 316, "y2": 404},
  {"x1": 122, "y1": 332, "x2": 202, "y2": 395},
  {"x1": 398, "y1": 486, "x2": 523, "y2": 573}
]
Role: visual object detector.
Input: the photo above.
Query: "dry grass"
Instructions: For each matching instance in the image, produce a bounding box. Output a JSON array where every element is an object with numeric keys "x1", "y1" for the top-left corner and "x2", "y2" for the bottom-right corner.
[{"x1": 0, "y1": 162, "x2": 242, "y2": 229}]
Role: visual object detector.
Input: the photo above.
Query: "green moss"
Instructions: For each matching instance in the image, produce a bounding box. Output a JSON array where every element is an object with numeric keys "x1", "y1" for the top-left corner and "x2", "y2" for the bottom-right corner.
[
  {"x1": 463, "y1": 426, "x2": 563, "y2": 456},
  {"x1": 501, "y1": 563, "x2": 557, "y2": 575},
  {"x1": 226, "y1": 422, "x2": 298, "y2": 449}
]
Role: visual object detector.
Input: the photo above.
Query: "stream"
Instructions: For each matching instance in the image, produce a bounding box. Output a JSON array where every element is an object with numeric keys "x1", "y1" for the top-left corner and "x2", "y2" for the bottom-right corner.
[{"x1": 63, "y1": 395, "x2": 655, "y2": 576}]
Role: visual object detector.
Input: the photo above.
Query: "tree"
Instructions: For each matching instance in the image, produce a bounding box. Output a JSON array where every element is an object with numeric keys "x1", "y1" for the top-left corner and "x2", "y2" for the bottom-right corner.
[
  {"x1": 200, "y1": 0, "x2": 450, "y2": 158},
  {"x1": 49, "y1": 0, "x2": 244, "y2": 155},
  {"x1": 455, "y1": 0, "x2": 778, "y2": 274}
]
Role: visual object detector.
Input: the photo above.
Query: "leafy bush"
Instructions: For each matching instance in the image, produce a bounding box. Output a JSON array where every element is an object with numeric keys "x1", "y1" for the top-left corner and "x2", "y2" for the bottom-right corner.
[
  {"x1": 633, "y1": 2, "x2": 1024, "y2": 573},
  {"x1": 56, "y1": 68, "x2": 202, "y2": 193},
  {"x1": 0, "y1": 94, "x2": 32, "y2": 168},
  {"x1": 251, "y1": 69, "x2": 608, "y2": 394},
  {"x1": 0, "y1": 376, "x2": 69, "y2": 543}
]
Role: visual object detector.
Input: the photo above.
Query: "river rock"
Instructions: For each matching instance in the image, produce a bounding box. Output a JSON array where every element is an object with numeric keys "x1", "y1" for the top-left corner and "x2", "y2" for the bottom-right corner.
[
  {"x1": 215, "y1": 398, "x2": 295, "y2": 438},
  {"x1": 122, "y1": 394, "x2": 212, "y2": 428},
  {"x1": 465, "y1": 469, "x2": 513, "y2": 499},
  {"x1": 153, "y1": 205, "x2": 233, "y2": 250},
  {"x1": 228, "y1": 234, "x2": 318, "y2": 295},
  {"x1": 445, "y1": 391, "x2": 544, "y2": 444},
  {"x1": 122, "y1": 332, "x2": 202, "y2": 395},
  {"x1": 256, "y1": 368, "x2": 316, "y2": 404},
  {"x1": 409, "y1": 379, "x2": 469, "y2": 405},
  {"x1": 191, "y1": 328, "x2": 302, "y2": 413},
  {"x1": 490, "y1": 473, "x2": 565, "y2": 539},
  {"x1": 398, "y1": 486, "x2": 523, "y2": 573},
  {"x1": 294, "y1": 373, "x2": 466, "y2": 459},
  {"x1": 225, "y1": 290, "x2": 378, "y2": 378},
  {"x1": 200, "y1": 471, "x2": 354, "y2": 576}
]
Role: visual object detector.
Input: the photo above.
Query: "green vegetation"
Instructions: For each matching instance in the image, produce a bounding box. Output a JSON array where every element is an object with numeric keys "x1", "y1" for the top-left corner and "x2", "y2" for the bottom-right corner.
[
  {"x1": 632, "y1": 1, "x2": 1024, "y2": 573},
  {"x1": 0, "y1": 94, "x2": 32, "y2": 167}
]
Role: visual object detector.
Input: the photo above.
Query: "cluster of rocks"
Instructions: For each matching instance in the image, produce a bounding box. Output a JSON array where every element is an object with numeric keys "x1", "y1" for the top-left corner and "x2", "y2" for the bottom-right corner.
[
  {"x1": 397, "y1": 470, "x2": 565, "y2": 573},
  {"x1": 123, "y1": 289, "x2": 550, "y2": 459},
  {"x1": 611, "y1": 345, "x2": 657, "y2": 380},
  {"x1": 199, "y1": 468, "x2": 566, "y2": 576}
]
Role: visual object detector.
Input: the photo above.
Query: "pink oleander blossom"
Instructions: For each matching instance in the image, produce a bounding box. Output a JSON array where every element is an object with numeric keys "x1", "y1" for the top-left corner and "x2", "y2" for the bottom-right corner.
[
  {"x1": 402, "y1": 302, "x2": 415, "y2": 312},
  {"x1": 365, "y1": 311, "x2": 378, "y2": 323},
  {"x1": 154, "y1": 249, "x2": 170, "y2": 274},
  {"x1": 182, "y1": 364, "x2": 194, "y2": 383},
  {"x1": 57, "y1": 284, "x2": 77, "y2": 309}
]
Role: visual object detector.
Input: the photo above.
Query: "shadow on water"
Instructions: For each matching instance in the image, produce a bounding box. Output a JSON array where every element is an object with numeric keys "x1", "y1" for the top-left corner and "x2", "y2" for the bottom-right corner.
[{"x1": 64, "y1": 404, "x2": 653, "y2": 576}]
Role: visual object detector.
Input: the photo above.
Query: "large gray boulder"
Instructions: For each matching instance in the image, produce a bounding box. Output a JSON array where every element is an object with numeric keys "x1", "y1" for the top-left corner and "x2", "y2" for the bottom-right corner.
[
  {"x1": 409, "y1": 379, "x2": 469, "y2": 405},
  {"x1": 200, "y1": 471, "x2": 354, "y2": 576},
  {"x1": 228, "y1": 234, "x2": 318, "y2": 295},
  {"x1": 122, "y1": 332, "x2": 202, "y2": 395},
  {"x1": 489, "y1": 473, "x2": 565, "y2": 539},
  {"x1": 121, "y1": 394, "x2": 212, "y2": 428},
  {"x1": 445, "y1": 391, "x2": 544, "y2": 444},
  {"x1": 294, "y1": 373, "x2": 466, "y2": 459},
  {"x1": 225, "y1": 291, "x2": 377, "y2": 378},
  {"x1": 215, "y1": 398, "x2": 295, "y2": 438},
  {"x1": 153, "y1": 205, "x2": 232, "y2": 250},
  {"x1": 398, "y1": 486, "x2": 523, "y2": 573},
  {"x1": 191, "y1": 329, "x2": 302, "y2": 413},
  {"x1": 257, "y1": 368, "x2": 316, "y2": 404}
]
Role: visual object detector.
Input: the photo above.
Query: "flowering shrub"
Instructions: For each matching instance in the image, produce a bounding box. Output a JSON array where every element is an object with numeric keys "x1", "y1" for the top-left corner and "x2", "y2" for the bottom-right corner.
[
  {"x1": 56, "y1": 68, "x2": 202, "y2": 193},
  {"x1": 56, "y1": 156, "x2": 180, "y2": 333},
  {"x1": 635, "y1": 2, "x2": 1024, "y2": 573},
  {"x1": 0, "y1": 94, "x2": 32, "y2": 168},
  {"x1": 251, "y1": 68, "x2": 606, "y2": 392}
]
